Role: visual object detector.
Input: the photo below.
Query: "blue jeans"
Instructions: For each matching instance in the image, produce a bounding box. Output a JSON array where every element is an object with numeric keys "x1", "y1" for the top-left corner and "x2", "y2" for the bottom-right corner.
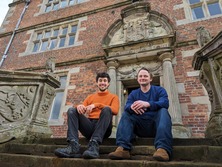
[{"x1": 116, "y1": 108, "x2": 173, "y2": 156}]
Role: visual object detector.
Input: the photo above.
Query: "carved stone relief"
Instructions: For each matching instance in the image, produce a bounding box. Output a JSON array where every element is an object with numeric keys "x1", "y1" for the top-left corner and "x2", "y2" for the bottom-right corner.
[
  {"x1": 117, "y1": 61, "x2": 162, "y2": 80},
  {"x1": 110, "y1": 16, "x2": 168, "y2": 46},
  {"x1": 0, "y1": 86, "x2": 36, "y2": 124},
  {"x1": 0, "y1": 70, "x2": 60, "y2": 142}
]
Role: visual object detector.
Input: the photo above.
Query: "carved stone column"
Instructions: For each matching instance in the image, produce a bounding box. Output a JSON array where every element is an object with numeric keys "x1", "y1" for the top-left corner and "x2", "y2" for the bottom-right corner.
[
  {"x1": 159, "y1": 52, "x2": 191, "y2": 138},
  {"x1": 106, "y1": 60, "x2": 119, "y2": 94},
  {"x1": 106, "y1": 60, "x2": 119, "y2": 137}
]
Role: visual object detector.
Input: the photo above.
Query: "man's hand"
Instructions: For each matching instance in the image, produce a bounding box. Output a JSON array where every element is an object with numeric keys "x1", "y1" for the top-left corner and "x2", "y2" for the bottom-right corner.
[
  {"x1": 85, "y1": 104, "x2": 95, "y2": 114},
  {"x1": 131, "y1": 100, "x2": 150, "y2": 115},
  {"x1": 77, "y1": 104, "x2": 86, "y2": 114}
]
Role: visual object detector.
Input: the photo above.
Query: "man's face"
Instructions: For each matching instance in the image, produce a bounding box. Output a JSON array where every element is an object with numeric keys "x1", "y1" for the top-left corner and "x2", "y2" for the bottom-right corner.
[
  {"x1": 137, "y1": 70, "x2": 152, "y2": 86},
  {"x1": 97, "y1": 77, "x2": 110, "y2": 92}
]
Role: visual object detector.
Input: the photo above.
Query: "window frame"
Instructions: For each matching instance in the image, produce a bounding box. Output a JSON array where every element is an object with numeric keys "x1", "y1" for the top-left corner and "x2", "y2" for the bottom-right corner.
[
  {"x1": 188, "y1": 0, "x2": 222, "y2": 20},
  {"x1": 48, "y1": 72, "x2": 69, "y2": 125},
  {"x1": 43, "y1": 0, "x2": 88, "y2": 13},
  {"x1": 31, "y1": 24, "x2": 78, "y2": 53}
]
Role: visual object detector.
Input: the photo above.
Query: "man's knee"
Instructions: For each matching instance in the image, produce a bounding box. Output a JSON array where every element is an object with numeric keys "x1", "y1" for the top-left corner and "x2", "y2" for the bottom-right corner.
[
  {"x1": 67, "y1": 107, "x2": 78, "y2": 116},
  {"x1": 101, "y1": 107, "x2": 112, "y2": 116},
  {"x1": 158, "y1": 108, "x2": 170, "y2": 117}
]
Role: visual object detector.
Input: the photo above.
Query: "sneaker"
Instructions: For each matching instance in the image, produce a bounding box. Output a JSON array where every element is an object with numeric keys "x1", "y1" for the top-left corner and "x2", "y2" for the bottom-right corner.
[
  {"x1": 153, "y1": 148, "x2": 169, "y2": 161},
  {"x1": 108, "y1": 146, "x2": 131, "y2": 160},
  {"x1": 82, "y1": 139, "x2": 99, "y2": 159},
  {"x1": 54, "y1": 140, "x2": 81, "y2": 158}
]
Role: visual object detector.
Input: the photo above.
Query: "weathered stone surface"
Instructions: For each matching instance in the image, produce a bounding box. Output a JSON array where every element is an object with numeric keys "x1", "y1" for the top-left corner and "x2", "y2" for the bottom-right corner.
[
  {"x1": 0, "y1": 70, "x2": 60, "y2": 142},
  {"x1": 193, "y1": 30, "x2": 222, "y2": 139}
]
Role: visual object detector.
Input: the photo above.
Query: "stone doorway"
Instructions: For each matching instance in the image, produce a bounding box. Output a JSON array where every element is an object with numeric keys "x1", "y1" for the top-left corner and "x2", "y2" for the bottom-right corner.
[{"x1": 102, "y1": 2, "x2": 191, "y2": 138}]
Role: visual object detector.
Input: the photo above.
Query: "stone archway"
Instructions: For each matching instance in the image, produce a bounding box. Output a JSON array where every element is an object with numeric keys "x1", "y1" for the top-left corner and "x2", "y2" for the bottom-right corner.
[{"x1": 102, "y1": 2, "x2": 191, "y2": 138}]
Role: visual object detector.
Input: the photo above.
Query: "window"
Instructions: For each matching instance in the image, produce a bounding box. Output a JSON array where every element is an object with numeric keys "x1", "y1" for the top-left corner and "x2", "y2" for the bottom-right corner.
[
  {"x1": 32, "y1": 24, "x2": 77, "y2": 53},
  {"x1": 188, "y1": 0, "x2": 222, "y2": 20},
  {"x1": 49, "y1": 75, "x2": 67, "y2": 120},
  {"x1": 44, "y1": 0, "x2": 87, "y2": 13}
]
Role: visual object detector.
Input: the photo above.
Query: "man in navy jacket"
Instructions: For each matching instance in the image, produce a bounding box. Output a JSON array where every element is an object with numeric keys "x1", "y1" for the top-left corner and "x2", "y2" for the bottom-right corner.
[{"x1": 108, "y1": 67, "x2": 173, "y2": 161}]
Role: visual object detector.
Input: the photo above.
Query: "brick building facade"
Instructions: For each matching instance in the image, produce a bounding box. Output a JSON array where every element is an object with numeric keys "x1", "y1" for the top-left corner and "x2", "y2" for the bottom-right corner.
[{"x1": 1, "y1": 0, "x2": 222, "y2": 138}]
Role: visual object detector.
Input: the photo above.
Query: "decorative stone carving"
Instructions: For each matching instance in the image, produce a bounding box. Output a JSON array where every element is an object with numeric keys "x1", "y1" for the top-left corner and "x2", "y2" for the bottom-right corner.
[
  {"x1": 102, "y1": 2, "x2": 175, "y2": 60},
  {"x1": 0, "y1": 70, "x2": 60, "y2": 142},
  {"x1": 46, "y1": 57, "x2": 56, "y2": 73},
  {"x1": 193, "y1": 30, "x2": 222, "y2": 142},
  {"x1": 109, "y1": 9, "x2": 169, "y2": 46},
  {"x1": 117, "y1": 61, "x2": 162, "y2": 80},
  {"x1": 0, "y1": 86, "x2": 36, "y2": 123},
  {"x1": 196, "y1": 26, "x2": 212, "y2": 47}
]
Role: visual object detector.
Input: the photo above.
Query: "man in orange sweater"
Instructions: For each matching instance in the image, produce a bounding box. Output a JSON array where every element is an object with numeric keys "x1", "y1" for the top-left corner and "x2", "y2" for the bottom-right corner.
[{"x1": 54, "y1": 72, "x2": 119, "y2": 159}]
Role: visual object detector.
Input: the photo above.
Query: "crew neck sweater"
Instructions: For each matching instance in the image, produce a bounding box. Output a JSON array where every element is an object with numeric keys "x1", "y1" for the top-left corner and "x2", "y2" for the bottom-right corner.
[{"x1": 82, "y1": 90, "x2": 119, "y2": 119}]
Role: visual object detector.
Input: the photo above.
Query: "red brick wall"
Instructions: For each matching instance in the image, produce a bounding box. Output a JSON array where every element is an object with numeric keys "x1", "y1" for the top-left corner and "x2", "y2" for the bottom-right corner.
[{"x1": 1, "y1": 0, "x2": 220, "y2": 138}]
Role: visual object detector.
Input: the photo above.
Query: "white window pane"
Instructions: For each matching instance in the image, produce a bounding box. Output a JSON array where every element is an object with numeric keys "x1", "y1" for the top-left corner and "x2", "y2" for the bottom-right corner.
[
  {"x1": 62, "y1": 27, "x2": 68, "y2": 35},
  {"x1": 77, "y1": 0, "x2": 84, "y2": 3},
  {"x1": 53, "y1": 3, "x2": 59, "y2": 10},
  {"x1": 45, "y1": 31, "x2": 51, "y2": 38},
  {"x1": 50, "y1": 39, "x2": 57, "y2": 49},
  {"x1": 69, "y1": 35, "x2": 75, "y2": 45},
  {"x1": 45, "y1": 5, "x2": 51, "y2": 12},
  {"x1": 192, "y1": 7, "x2": 204, "y2": 19},
  {"x1": 61, "y1": 0, "x2": 68, "y2": 8},
  {"x1": 33, "y1": 42, "x2": 40, "y2": 52},
  {"x1": 69, "y1": 0, "x2": 75, "y2": 5},
  {"x1": 50, "y1": 92, "x2": 64, "y2": 120},
  {"x1": 208, "y1": 3, "x2": 222, "y2": 16},
  {"x1": 37, "y1": 33, "x2": 43, "y2": 40},
  {"x1": 60, "y1": 76, "x2": 67, "y2": 88},
  {"x1": 71, "y1": 25, "x2": 77, "y2": 33},
  {"x1": 59, "y1": 37, "x2": 66, "y2": 47},
  {"x1": 53, "y1": 29, "x2": 59, "y2": 36},
  {"x1": 189, "y1": 0, "x2": 200, "y2": 4},
  {"x1": 41, "y1": 41, "x2": 48, "y2": 51}
]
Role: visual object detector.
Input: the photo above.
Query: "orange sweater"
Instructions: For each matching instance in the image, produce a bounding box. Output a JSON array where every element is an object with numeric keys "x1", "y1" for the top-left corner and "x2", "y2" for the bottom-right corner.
[{"x1": 82, "y1": 91, "x2": 119, "y2": 119}]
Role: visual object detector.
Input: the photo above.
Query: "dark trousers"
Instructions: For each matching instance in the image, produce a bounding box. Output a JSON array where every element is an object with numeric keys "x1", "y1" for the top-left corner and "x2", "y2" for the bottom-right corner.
[
  {"x1": 116, "y1": 108, "x2": 173, "y2": 156},
  {"x1": 67, "y1": 107, "x2": 113, "y2": 144}
]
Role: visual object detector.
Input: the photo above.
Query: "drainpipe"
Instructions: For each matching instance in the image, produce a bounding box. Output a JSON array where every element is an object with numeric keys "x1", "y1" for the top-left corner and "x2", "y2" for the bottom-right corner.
[{"x1": 0, "y1": 0, "x2": 31, "y2": 67}]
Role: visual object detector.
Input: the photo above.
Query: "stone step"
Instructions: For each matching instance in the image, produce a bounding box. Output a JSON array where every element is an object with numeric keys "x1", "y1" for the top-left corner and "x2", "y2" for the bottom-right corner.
[
  {"x1": 1, "y1": 138, "x2": 222, "y2": 167},
  {"x1": 1, "y1": 153, "x2": 222, "y2": 167},
  {"x1": 1, "y1": 140, "x2": 222, "y2": 163},
  {"x1": 29, "y1": 137, "x2": 215, "y2": 146}
]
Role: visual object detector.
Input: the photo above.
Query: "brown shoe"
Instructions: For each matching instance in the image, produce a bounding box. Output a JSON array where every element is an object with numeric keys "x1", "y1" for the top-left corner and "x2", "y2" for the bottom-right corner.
[
  {"x1": 153, "y1": 148, "x2": 169, "y2": 161},
  {"x1": 108, "y1": 146, "x2": 131, "y2": 160}
]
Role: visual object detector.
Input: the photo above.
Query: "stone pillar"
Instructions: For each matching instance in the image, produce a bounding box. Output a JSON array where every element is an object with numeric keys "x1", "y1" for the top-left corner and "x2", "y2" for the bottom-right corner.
[
  {"x1": 106, "y1": 60, "x2": 119, "y2": 94},
  {"x1": 159, "y1": 52, "x2": 191, "y2": 138},
  {"x1": 106, "y1": 60, "x2": 119, "y2": 137}
]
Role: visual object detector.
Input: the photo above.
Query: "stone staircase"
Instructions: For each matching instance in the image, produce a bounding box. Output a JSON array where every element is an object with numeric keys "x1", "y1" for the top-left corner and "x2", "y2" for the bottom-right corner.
[{"x1": 0, "y1": 137, "x2": 222, "y2": 167}]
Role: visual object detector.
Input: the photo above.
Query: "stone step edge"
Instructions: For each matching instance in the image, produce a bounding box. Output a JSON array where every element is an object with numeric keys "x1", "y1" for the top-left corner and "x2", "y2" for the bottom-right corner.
[
  {"x1": 1, "y1": 143, "x2": 222, "y2": 163},
  {"x1": 1, "y1": 153, "x2": 222, "y2": 167}
]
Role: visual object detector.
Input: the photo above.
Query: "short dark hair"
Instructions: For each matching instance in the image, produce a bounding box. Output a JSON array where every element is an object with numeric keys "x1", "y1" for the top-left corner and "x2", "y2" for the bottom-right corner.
[
  {"x1": 137, "y1": 67, "x2": 153, "y2": 79},
  {"x1": 96, "y1": 72, "x2": 111, "y2": 82}
]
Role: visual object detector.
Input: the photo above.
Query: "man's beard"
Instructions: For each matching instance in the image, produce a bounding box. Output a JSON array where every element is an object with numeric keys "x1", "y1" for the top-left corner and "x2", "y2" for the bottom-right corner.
[
  {"x1": 140, "y1": 83, "x2": 149, "y2": 87},
  {"x1": 99, "y1": 86, "x2": 108, "y2": 92}
]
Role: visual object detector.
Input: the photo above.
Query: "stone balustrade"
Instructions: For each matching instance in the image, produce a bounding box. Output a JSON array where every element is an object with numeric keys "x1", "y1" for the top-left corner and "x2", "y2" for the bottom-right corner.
[
  {"x1": 193, "y1": 30, "x2": 222, "y2": 145},
  {"x1": 0, "y1": 70, "x2": 60, "y2": 142}
]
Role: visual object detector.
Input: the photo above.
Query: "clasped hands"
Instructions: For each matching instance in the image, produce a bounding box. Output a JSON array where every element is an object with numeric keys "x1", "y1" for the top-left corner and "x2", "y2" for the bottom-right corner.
[
  {"x1": 77, "y1": 104, "x2": 95, "y2": 115},
  {"x1": 131, "y1": 100, "x2": 150, "y2": 115}
]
